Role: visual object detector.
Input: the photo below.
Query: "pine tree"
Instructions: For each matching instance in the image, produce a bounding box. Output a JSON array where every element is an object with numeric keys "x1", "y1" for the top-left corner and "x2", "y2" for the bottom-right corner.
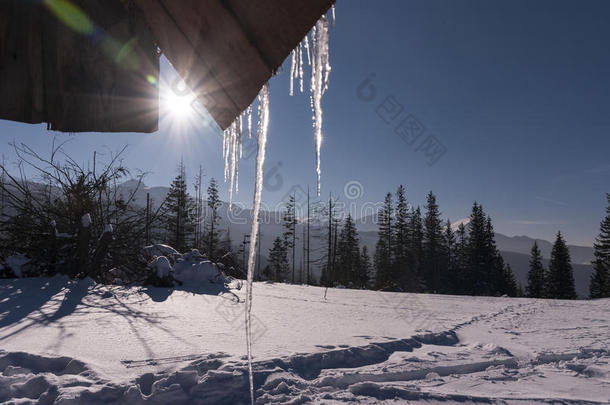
[
  {"x1": 336, "y1": 214, "x2": 360, "y2": 286},
  {"x1": 590, "y1": 194, "x2": 610, "y2": 298},
  {"x1": 466, "y1": 202, "x2": 488, "y2": 295},
  {"x1": 442, "y1": 220, "x2": 457, "y2": 293},
  {"x1": 526, "y1": 242, "x2": 546, "y2": 298},
  {"x1": 409, "y1": 206, "x2": 425, "y2": 291},
  {"x1": 374, "y1": 193, "x2": 393, "y2": 289},
  {"x1": 193, "y1": 165, "x2": 204, "y2": 250},
  {"x1": 422, "y1": 192, "x2": 443, "y2": 292},
  {"x1": 165, "y1": 163, "x2": 194, "y2": 252},
  {"x1": 546, "y1": 231, "x2": 577, "y2": 299},
  {"x1": 205, "y1": 178, "x2": 221, "y2": 260},
  {"x1": 321, "y1": 194, "x2": 337, "y2": 287},
  {"x1": 282, "y1": 195, "x2": 297, "y2": 283},
  {"x1": 393, "y1": 185, "x2": 414, "y2": 290},
  {"x1": 485, "y1": 216, "x2": 505, "y2": 295},
  {"x1": 454, "y1": 223, "x2": 469, "y2": 294},
  {"x1": 359, "y1": 245, "x2": 372, "y2": 288},
  {"x1": 268, "y1": 236, "x2": 289, "y2": 282},
  {"x1": 222, "y1": 227, "x2": 233, "y2": 254},
  {"x1": 502, "y1": 263, "x2": 518, "y2": 297}
]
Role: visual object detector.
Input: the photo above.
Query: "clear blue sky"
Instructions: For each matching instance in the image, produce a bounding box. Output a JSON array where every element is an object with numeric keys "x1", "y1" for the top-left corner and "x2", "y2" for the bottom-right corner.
[{"x1": 1, "y1": 0, "x2": 609, "y2": 246}]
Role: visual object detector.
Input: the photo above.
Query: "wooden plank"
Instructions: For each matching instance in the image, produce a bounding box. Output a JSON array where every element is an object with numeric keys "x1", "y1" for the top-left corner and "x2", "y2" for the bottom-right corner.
[
  {"x1": 0, "y1": 1, "x2": 45, "y2": 124},
  {"x1": 225, "y1": 0, "x2": 335, "y2": 71},
  {"x1": 0, "y1": 0, "x2": 334, "y2": 132},
  {"x1": 0, "y1": 0, "x2": 159, "y2": 133},
  {"x1": 135, "y1": 0, "x2": 335, "y2": 130}
]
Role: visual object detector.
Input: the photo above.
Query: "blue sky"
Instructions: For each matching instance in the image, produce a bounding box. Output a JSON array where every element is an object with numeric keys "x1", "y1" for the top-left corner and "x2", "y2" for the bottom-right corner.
[{"x1": 1, "y1": 0, "x2": 609, "y2": 246}]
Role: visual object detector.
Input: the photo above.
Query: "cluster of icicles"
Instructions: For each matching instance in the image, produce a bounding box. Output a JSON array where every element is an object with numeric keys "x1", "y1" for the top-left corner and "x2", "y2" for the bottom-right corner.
[
  {"x1": 222, "y1": 8, "x2": 333, "y2": 209},
  {"x1": 220, "y1": 7, "x2": 334, "y2": 405}
]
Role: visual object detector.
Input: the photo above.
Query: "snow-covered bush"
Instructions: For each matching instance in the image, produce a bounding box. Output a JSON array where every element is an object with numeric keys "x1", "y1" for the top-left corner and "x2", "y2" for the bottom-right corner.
[
  {"x1": 216, "y1": 250, "x2": 244, "y2": 279},
  {"x1": 145, "y1": 255, "x2": 174, "y2": 287},
  {"x1": 173, "y1": 249, "x2": 228, "y2": 285},
  {"x1": 142, "y1": 244, "x2": 180, "y2": 265},
  {"x1": 0, "y1": 142, "x2": 158, "y2": 281}
]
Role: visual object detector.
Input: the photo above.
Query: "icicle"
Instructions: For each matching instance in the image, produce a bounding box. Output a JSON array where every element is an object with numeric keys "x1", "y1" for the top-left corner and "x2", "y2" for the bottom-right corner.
[
  {"x1": 298, "y1": 43, "x2": 304, "y2": 93},
  {"x1": 224, "y1": 116, "x2": 243, "y2": 209},
  {"x1": 247, "y1": 105, "x2": 253, "y2": 139},
  {"x1": 223, "y1": 129, "x2": 229, "y2": 182},
  {"x1": 310, "y1": 15, "x2": 330, "y2": 195},
  {"x1": 236, "y1": 115, "x2": 242, "y2": 193},
  {"x1": 245, "y1": 83, "x2": 270, "y2": 405},
  {"x1": 228, "y1": 123, "x2": 237, "y2": 207},
  {"x1": 304, "y1": 35, "x2": 311, "y2": 66},
  {"x1": 289, "y1": 49, "x2": 296, "y2": 96},
  {"x1": 239, "y1": 114, "x2": 243, "y2": 159},
  {"x1": 284, "y1": 7, "x2": 334, "y2": 196}
]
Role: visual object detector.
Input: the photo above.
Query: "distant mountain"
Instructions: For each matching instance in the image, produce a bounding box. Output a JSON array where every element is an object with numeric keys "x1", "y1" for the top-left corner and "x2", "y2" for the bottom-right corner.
[
  {"x1": 494, "y1": 233, "x2": 593, "y2": 265},
  {"x1": 357, "y1": 232, "x2": 594, "y2": 298},
  {"x1": 500, "y1": 251, "x2": 592, "y2": 298},
  {"x1": 18, "y1": 180, "x2": 592, "y2": 292},
  {"x1": 355, "y1": 212, "x2": 594, "y2": 263}
]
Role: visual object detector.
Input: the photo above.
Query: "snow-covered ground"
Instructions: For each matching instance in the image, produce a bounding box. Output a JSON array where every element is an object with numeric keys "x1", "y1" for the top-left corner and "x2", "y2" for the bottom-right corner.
[{"x1": 0, "y1": 277, "x2": 608, "y2": 404}]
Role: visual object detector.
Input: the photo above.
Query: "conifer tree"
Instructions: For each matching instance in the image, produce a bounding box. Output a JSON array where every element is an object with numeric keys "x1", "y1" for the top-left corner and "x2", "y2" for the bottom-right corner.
[
  {"x1": 393, "y1": 185, "x2": 413, "y2": 290},
  {"x1": 422, "y1": 192, "x2": 443, "y2": 292},
  {"x1": 516, "y1": 283, "x2": 525, "y2": 298},
  {"x1": 590, "y1": 194, "x2": 610, "y2": 298},
  {"x1": 409, "y1": 206, "x2": 425, "y2": 291},
  {"x1": 485, "y1": 216, "x2": 505, "y2": 295},
  {"x1": 502, "y1": 263, "x2": 518, "y2": 297},
  {"x1": 359, "y1": 245, "x2": 372, "y2": 288},
  {"x1": 466, "y1": 202, "x2": 488, "y2": 295},
  {"x1": 454, "y1": 223, "x2": 469, "y2": 294},
  {"x1": 205, "y1": 177, "x2": 221, "y2": 260},
  {"x1": 546, "y1": 231, "x2": 577, "y2": 299},
  {"x1": 268, "y1": 236, "x2": 289, "y2": 282},
  {"x1": 321, "y1": 194, "x2": 337, "y2": 286},
  {"x1": 282, "y1": 195, "x2": 297, "y2": 283},
  {"x1": 526, "y1": 242, "x2": 546, "y2": 298},
  {"x1": 374, "y1": 193, "x2": 393, "y2": 289},
  {"x1": 336, "y1": 214, "x2": 360, "y2": 286},
  {"x1": 222, "y1": 227, "x2": 233, "y2": 254},
  {"x1": 442, "y1": 219, "x2": 457, "y2": 293},
  {"x1": 165, "y1": 162, "x2": 194, "y2": 252}
]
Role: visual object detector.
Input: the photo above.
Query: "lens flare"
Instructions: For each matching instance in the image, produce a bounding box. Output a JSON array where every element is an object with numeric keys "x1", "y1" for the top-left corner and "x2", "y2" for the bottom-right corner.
[{"x1": 43, "y1": 0, "x2": 94, "y2": 35}]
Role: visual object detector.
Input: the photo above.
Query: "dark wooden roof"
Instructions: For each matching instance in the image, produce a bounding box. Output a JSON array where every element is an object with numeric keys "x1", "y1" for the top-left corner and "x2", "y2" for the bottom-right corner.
[
  {"x1": 0, "y1": 0, "x2": 334, "y2": 133},
  {"x1": 0, "y1": 0, "x2": 159, "y2": 132}
]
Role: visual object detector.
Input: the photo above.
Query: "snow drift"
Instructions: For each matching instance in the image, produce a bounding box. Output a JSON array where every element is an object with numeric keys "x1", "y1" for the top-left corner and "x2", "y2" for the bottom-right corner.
[{"x1": 0, "y1": 278, "x2": 608, "y2": 404}]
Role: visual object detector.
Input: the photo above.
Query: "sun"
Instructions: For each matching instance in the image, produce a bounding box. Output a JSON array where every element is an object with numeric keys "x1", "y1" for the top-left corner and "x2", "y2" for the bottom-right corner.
[
  {"x1": 158, "y1": 74, "x2": 217, "y2": 135},
  {"x1": 165, "y1": 91, "x2": 193, "y2": 119}
]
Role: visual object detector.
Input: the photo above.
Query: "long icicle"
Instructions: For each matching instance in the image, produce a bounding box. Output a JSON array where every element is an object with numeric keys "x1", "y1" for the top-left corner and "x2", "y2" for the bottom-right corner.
[
  {"x1": 225, "y1": 112, "x2": 245, "y2": 208},
  {"x1": 304, "y1": 35, "x2": 311, "y2": 66},
  {"x1": 289, "y1": 49, "x2": 296, "y2": 96},
  {"x1": 311, "y1": 15, "x2": 330, "y2": 196},
  {"x1": 247, "y1": 105, "x2": 253, "y2": 139},
  {"x1": 245, "y1": 83, "x2": 270, "y2": 405},
  {"x1": 298, "y1": 43, "x2": 304, "y2": 92}
]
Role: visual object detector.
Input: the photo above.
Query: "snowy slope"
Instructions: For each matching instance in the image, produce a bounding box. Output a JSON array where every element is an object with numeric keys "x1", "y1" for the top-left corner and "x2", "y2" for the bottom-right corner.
[{"x1": 0, "y1": 277, "x2": 608, "y2": 404}]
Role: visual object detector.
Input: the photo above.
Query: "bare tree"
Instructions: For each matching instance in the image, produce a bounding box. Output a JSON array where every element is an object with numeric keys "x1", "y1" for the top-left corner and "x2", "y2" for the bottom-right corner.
[{"x1": 0, "y1": 140, "x2": 163, "y2": 282}]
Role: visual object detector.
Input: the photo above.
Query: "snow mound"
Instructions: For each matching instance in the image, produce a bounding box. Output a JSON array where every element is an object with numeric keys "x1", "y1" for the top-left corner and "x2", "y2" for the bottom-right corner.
[
  {"x1": 0, "y1": 350, "x2": 89, "y2": 404},
  {"x1": 173, "y1": 250, "x2": 227, "y2": 285},
  {"x1": 151, "y1": 256, "x2": 172, "y2": 278},
  {"x1": 142, "y1": 244, "x2": 179, "y2": 261}
]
